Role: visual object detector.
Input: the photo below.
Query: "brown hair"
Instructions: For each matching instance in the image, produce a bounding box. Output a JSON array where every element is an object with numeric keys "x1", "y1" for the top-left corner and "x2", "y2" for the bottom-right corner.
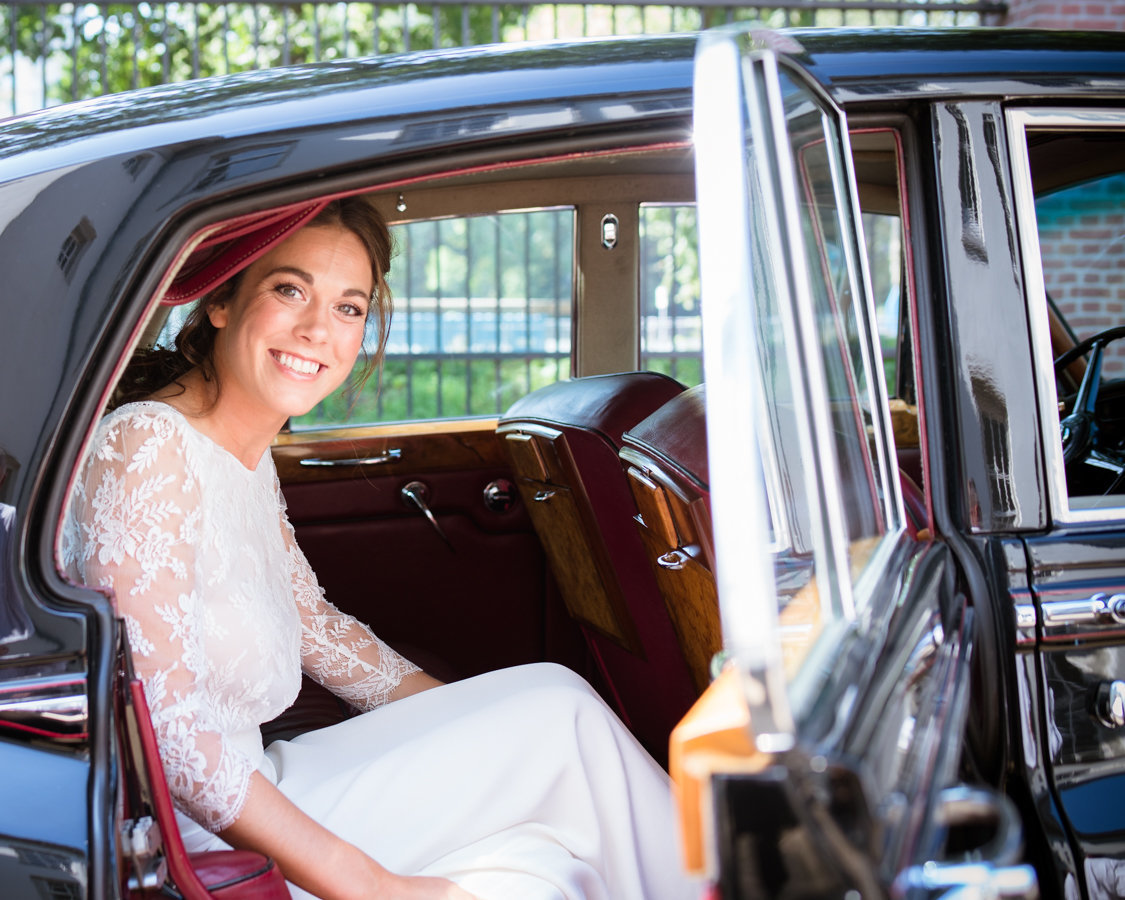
[{"x1": 111, "y1": 197, "x2": 394, "y2": 410}]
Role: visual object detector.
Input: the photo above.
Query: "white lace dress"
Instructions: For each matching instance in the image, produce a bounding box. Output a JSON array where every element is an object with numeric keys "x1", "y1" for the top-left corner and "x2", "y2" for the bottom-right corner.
[{"x1": 61, "y1": 401, "x2": 697, "y2": 900}]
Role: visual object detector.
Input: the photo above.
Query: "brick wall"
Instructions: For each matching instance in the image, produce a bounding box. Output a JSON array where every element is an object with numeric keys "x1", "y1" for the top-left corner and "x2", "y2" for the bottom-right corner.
[
  {"x1": 1037, "y1": 176, "x2": 1125, "y2": 374},
  {"x1": 1004, "y1": 0, "x2": 1125, "y2": 29}
]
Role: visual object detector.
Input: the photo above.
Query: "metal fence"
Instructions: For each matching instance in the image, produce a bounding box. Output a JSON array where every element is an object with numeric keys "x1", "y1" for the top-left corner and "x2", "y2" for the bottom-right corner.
[{"x1": 2, "y1": 0, "x2": 1007, "y2": 116}]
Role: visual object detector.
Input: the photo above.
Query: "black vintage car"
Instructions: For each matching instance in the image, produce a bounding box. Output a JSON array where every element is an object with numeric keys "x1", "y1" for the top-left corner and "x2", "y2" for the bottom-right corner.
[{"x1": 2, "y1": 22, "x2": 1125, "y2": 900}]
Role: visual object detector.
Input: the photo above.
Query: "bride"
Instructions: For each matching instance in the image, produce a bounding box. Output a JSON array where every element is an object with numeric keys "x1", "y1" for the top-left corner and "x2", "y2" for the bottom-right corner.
[{"x1": 61, "y1": 197, "x2": 698, "y2": 900}]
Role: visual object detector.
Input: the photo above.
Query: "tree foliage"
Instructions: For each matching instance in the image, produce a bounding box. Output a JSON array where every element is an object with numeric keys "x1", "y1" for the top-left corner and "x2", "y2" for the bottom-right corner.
[{"x1": 1, "y1": 2, "x2": 527, "y2": 109}]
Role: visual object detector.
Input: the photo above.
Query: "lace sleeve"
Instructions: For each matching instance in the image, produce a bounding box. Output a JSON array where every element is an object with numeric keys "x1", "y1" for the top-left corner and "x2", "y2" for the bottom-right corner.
[
  {"x1": 65, "y1": 409, "x2": 255, "y2": 833},
  {"x1": 281, "y1": 515, "x2": 419, "y2": 711}
]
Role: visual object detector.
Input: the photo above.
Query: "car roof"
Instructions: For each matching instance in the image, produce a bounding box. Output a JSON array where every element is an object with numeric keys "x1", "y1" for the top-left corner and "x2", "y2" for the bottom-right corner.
[
  {"x1": 790, "y1": 27, "x2": 1125, "y2": 102},
  {"x1": 2, "y1": 27, "x2": 1123, "y2": 175}
]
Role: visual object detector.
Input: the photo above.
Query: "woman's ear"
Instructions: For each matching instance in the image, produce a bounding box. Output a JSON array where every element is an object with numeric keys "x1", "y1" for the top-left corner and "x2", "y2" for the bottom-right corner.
[{"x1": 206, "y1": 301, "x2": 229, "y2": 329}]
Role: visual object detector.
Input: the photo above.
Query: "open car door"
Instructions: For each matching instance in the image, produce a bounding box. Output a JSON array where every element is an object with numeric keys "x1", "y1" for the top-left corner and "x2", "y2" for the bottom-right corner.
[{"x1": 675, "y1": 27, "x2": 1038, "y2": 900}]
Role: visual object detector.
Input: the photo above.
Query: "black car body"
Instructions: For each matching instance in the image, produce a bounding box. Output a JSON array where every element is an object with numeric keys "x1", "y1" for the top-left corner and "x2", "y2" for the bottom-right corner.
[{"x1": 2, "y1": 24, "x2": 1125, "y2": 900}]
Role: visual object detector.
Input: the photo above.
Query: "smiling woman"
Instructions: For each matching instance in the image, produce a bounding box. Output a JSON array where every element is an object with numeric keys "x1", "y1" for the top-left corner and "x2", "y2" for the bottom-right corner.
[
  {"x1": 112, "y1": 199, "x2": 395, "y2": 461},
  {"x1": 167, "y1": 223, "x2": 376, "y2": 465},
  {"x1": 59, "y1": 194, "x2": 697, "y2": 900}
]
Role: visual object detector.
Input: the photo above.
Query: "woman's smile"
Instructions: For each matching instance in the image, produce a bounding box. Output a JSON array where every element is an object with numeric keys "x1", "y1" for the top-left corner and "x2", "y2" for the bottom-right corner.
[{"x1": 272, "y1": 349, "x2": 325, "y2": 377}]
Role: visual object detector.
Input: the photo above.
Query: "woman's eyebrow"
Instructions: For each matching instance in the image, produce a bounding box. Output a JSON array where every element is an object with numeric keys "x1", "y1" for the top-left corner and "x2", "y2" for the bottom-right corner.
[
  {"x1": 266, "y1": 265, "x2": 370, "y2": 299},
  {"x1": 266, "y1": 264, "x2": 314, "y2": 283}
]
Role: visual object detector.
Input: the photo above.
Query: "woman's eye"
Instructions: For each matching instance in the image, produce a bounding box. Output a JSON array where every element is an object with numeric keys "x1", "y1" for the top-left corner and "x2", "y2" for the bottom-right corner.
[
  {"x1": 338, "y1": 302, "x2": 367, "y2": 318},
  {"x1": 276, "y1": 282, "x2": 303, "y2": 299}
]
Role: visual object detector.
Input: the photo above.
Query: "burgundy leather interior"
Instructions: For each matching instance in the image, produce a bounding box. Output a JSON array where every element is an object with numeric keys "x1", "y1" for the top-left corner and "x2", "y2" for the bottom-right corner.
[
  {"x1": 283, "y1": 467, "x2": 588, "y2": 684},
  {"x1": 621, "y1": 385, "x2": 709, "y2": 496},
  {"x1": 621, "y1": 384, "x2": 711, "y2": 563},
  {"x1": 499, "y1": 372, "x2": 699, "y2": 763},
  {"x1": 619, "y1": 385, "x2": 720, "y2": 692},
  {"x1": 188, "y1": 852, "x2": 292, "y2": 900},
  {"x1": 502, "y1": 372, "x2": 687, "y2": 448}
]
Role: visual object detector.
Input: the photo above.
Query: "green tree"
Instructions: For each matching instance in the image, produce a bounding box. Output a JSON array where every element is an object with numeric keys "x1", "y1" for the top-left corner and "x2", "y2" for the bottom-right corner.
[{"x1": 2, "y1": 1, "x2": 527, "y2": 109}]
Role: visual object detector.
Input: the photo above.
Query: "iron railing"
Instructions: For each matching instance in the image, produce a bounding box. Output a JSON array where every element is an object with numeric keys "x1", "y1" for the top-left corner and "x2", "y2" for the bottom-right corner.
[{"x1": 1, "y1": 0, "x2": 1007, "y2": 116}]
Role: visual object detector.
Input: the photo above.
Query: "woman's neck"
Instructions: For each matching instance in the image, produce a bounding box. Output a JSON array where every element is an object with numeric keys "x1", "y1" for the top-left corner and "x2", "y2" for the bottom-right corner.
[{"x1": 151, "y1": 369, "x2": 284, "y2": 470}]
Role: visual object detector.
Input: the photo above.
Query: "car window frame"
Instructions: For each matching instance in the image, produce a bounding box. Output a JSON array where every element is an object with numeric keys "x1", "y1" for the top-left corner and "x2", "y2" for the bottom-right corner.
[
  {"x1": 694, "y1": 29, "x2": 907, "y2": 742},
  {"x1": 1007, "y1": 106, "x2": 1125, "y2": 527}
]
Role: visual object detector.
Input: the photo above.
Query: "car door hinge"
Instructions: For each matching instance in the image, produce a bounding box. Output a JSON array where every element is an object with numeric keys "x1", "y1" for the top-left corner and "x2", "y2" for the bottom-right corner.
[{"x1": 120, "y1": 815, "x2": 168, "y2": 891}]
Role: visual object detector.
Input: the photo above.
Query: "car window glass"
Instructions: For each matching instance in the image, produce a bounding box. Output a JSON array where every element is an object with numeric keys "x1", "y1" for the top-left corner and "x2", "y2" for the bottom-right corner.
[
  {"x1": 639, "y1": 203, "x2": 703, "y2": 385},
  {"x1": 748, "y1": 64, "x2": 894, "y2": 684},
  {"x1": 863, "y1": 209, "x2": 904, "y2": 399},
  {"x1": 695, "y1": 40, "x2": 902, "y2": 730},
  {"x1": 296, "y1": 208, "x2": 575, "y2": 428}
]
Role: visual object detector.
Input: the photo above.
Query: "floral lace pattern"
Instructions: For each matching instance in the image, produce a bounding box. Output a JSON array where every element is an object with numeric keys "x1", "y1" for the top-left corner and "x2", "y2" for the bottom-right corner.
[{"x1": 61, "y1": 402, "x2": 418, "y2": 833}]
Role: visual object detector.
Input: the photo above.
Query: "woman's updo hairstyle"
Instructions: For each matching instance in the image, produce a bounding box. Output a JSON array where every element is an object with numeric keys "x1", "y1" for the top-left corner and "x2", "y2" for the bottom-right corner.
[{"x1": 111, "y1": 196, "x2": 394, "y2": 410}]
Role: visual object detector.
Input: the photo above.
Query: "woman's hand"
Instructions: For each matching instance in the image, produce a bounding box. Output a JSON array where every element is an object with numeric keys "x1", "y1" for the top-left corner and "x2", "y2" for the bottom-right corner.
[
  {"x1": 221, "y1": 773, "x2": 478, "y2": 900},
  {"x1": 377, "y1": 873, "x2": 479, "y2": 899}
]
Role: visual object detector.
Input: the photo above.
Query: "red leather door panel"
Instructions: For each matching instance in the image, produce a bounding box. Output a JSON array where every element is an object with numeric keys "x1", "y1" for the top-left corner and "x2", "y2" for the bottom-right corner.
[{"x1": 274, "y1": 424, "x2": 590, "y2": 682}]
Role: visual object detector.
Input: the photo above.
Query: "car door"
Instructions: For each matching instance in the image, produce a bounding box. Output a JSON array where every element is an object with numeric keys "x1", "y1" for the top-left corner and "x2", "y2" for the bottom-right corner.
[{"x1": 673, "y1": 27, "x2": 1037, "y2": 898}]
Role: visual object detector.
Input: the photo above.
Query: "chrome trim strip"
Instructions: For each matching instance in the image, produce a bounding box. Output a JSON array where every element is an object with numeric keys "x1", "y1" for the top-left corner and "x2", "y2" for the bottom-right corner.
[
  {"x1": 0, "y1": 674, "x2": 88, "y2": 743},
  {"x1": 695, "y1": 30, "x2": 795, "y2": 749},
  {"x1": 1014, "y1": 603, "x2": 1037, "y2": 648}
]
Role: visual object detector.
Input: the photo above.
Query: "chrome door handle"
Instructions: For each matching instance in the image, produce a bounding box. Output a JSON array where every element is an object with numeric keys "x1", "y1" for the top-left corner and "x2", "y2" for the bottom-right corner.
[
  {"x1": 299, "y1": 448, "x2": 402, "y2": 467},
  {"x1": 1094, "y1": 680, "x2": 1125, "y2": 728},
  {"x1": 893, "y1": 786, "x2": 1037, "y2": 900},
  {"x1": 401, "y1": 481, "x2": 453, "y2": 551},
  {"x1": 657, "y1": 549, "x2": 688, "y2": 570},
  {"x1": 1042, "y1": 592, "x2": 1125, "y2": 625}
]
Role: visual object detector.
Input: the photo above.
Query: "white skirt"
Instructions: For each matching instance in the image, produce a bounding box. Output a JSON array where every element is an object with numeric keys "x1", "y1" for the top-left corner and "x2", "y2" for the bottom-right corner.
[{"x1": 255, "y1": 663, "x2": 698, "y2": 900}]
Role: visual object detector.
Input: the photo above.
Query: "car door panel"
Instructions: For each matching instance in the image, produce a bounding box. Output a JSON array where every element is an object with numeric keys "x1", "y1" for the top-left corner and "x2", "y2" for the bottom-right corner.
[
  {"x1": 274, "y1": 423, "x2": 591, "y2": 682},
  {"x1": 1022, "y1": 531, "x2": 1125, "y2": 894},
  {"x1": 683, "y1": 29, "x2": 1034, "y2": 897}
]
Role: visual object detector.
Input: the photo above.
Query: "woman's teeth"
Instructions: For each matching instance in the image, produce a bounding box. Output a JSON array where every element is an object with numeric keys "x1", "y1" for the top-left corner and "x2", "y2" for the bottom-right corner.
[{"x1": 275, "y1": 352, "x2": 320, "y2": 375}]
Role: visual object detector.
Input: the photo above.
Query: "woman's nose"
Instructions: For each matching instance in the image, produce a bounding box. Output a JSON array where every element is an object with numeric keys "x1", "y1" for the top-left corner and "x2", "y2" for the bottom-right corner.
[{"x1": 296, "y1": 300, "x2": 330, "y2": 341}]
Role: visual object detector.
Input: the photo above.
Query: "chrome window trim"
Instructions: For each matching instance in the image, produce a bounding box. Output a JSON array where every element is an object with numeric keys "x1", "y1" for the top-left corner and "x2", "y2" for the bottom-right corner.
[
  {"x1": 817, "y1": 98, "x2": 904, "y2": 545},
  {"x1": 757, "y1": 53, "x2": 858, "y2": 625},
  {"x1": 1006, "y1": 107, "x2": 1125, "y2": 527},
  {"x1": 695, "y1": 29, "x2": 796, "y2": 749},
  {"x1": 696, "y1": 28, "x2": 904, "y2": 740}
]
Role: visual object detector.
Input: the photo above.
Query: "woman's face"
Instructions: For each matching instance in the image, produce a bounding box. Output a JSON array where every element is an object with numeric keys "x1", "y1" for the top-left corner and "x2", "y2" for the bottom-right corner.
[{"x1": 207, "y1": 223, "x2": 374, "y2": 426}]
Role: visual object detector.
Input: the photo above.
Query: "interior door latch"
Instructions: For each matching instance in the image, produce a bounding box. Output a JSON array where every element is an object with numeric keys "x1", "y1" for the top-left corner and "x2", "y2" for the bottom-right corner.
[{"x1": 401, "y1": 481, "x2": 454, "y2": 551}]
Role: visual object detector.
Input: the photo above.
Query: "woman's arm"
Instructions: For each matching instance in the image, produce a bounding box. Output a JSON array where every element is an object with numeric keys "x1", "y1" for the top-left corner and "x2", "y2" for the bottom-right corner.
[
  {"x1": 221, "y1": 772, "x2": 476, "y2": 900},
  {"x1": 391, "y1": 668, "x2": 444, "y2": 700},
  {"x1": 281, "y1": 510, "x2": 442, "y2": 710},
  {"x1": 68, "y1": 410, "x2": 258, "y2": 832}
]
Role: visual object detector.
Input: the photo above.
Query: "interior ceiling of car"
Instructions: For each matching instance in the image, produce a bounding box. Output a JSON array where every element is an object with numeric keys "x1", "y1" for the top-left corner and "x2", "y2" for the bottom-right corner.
[{"x1": 1029, "y1": 130, "x2": 1125, "y2": 195}]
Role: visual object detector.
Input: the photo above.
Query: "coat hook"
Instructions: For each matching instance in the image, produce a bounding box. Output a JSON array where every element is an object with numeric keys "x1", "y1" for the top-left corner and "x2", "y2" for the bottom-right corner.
[{"x1": 396, "y1": 193, "x2": 407, "y2": 213}]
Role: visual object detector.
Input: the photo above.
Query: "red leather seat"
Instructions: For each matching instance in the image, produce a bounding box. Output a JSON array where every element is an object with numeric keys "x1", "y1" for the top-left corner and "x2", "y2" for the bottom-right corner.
[
  {"x1": 498, "y1": 372, "x2": 698, "y2": 763},
  {"x1": 621, "y1": 385, "x2": 931, "y2": 694}
]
